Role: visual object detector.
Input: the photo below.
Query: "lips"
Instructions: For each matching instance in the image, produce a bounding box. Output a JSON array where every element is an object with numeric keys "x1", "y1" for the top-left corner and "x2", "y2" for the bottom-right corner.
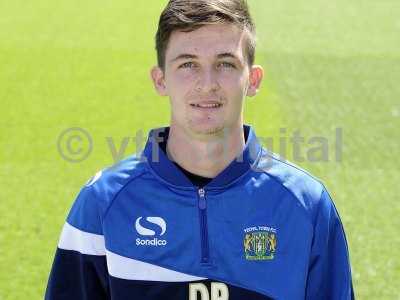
[{"x1": 190, "y1": 101, "x2": 223, "y2": 109}]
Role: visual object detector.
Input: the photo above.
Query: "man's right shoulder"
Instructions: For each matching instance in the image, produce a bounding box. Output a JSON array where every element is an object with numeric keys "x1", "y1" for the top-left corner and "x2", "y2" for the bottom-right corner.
[
  {"x1": 67, "y1": 154, "x2": 149, "y2": 230},
  {"x1": 85, "y1": 154, "x2": 147, "y2": 194}
]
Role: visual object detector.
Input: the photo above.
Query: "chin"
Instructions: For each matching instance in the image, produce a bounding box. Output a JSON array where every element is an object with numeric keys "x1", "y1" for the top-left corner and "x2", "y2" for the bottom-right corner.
[{"x1": 190, "y1": 123, "x2": 225, "y2": 136}]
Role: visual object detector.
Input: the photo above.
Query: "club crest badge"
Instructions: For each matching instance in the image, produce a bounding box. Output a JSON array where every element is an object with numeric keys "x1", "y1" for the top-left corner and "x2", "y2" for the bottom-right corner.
[{"x1": 243, "y1": 226, "x2": 277, "y2": 260}]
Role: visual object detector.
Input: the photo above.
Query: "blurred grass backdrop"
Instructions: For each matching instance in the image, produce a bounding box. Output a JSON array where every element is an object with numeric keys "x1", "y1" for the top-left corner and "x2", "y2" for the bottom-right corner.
[{"x1": 0, "y1": 0, "x2": 399, "y2": 299}]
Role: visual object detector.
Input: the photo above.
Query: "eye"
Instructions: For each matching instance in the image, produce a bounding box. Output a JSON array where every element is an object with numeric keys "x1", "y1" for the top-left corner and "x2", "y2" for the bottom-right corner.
[
  {"x1": 218, "y1": 62, "x2": 236, "y2": 69},
  {"x1": 179, "y1": 62, "x2": 195, "y2": 69}
]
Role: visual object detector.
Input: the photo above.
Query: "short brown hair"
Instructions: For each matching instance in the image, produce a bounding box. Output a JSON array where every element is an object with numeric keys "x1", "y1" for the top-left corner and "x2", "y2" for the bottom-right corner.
[{"x1": 155, "y1": 0, "x2": 256, "y2": 70}]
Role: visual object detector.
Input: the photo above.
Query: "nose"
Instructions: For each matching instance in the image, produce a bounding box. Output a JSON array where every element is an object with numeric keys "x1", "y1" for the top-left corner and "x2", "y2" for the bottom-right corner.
[{"x1": 195, "y1": 68, "x2": 220, "y2": 93}]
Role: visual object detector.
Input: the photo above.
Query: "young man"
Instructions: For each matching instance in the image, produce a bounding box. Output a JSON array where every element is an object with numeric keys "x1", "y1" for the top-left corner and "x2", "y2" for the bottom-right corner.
[{"x1": 45, "y1": 0, "x2": 354, "y2": 299}]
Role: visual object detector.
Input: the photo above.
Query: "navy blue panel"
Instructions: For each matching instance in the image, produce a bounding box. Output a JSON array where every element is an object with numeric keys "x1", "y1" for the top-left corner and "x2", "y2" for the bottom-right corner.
[
  {"x1": 109, "y1": 277, "x2": 274, "y2": 300},
  {"x1": 45, "y1": 248, "x2": 109, "y2": 300}
]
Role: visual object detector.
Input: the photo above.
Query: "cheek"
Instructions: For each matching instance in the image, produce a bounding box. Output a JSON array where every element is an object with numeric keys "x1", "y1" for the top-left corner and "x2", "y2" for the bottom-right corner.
[
  {"x1": 219, "y1": 73, "x2": 248, "y2": 96},
  {"x1": 167, "y1": 71, "x2": 196, "y2": 94},
  {"x1": 165, "y1": 74, "x2": 192, "y2": 96},
  {"x1": 176, "y1": 70, "x2": 197, "y2": 84}
]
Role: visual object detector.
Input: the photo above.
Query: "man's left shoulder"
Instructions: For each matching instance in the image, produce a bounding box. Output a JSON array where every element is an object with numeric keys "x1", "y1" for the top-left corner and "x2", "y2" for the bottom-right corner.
[{"x1": 253, "y1": 148, "x2": 330, "y2": 212}]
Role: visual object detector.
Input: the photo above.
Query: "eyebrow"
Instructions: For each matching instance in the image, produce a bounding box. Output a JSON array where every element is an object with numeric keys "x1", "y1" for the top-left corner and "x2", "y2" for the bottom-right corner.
[
  {"x1": 170, "y1": 52, "x2": 241, "y2": 63},
  {"x1": 216, "y1": 52, "x2": 239, "y2": 60},
  {"x1": 170, "y1": 54, "x2": 198, "y2": 63}
]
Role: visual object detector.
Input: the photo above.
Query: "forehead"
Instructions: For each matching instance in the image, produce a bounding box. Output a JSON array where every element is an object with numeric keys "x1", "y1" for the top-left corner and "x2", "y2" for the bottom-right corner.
[{"x1": 166, "y1": 23, "x2": 247, "y2": 61}]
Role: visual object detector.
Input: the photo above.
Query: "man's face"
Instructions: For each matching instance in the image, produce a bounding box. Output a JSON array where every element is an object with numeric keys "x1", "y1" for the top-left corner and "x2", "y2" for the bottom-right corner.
[{"x1": 152, "y1": 23, "x2": 262, "y2": 137}]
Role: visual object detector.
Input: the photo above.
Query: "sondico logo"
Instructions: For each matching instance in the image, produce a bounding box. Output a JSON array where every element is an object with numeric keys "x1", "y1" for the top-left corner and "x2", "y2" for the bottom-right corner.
[
  {"x1": 135, "y1": 217, "x2": 167, "y2": 246},
  {"x1": 189, "y1": 282, "x2": 229, "y2": 300}
]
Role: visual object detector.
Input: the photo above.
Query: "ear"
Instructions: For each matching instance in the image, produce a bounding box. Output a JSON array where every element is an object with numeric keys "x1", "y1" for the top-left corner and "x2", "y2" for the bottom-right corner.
[
  {"x1": 150, "y1": 66, "x2": 168, "y2": 96},
  {"x1": 246, "y1": 65, "x2": 264, "y2": 97}
]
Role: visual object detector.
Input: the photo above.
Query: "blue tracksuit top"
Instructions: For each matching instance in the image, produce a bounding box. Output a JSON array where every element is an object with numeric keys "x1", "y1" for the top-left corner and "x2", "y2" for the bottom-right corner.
[{"x1": 45, "y1": 125, "x2": 354, "y2": 299}]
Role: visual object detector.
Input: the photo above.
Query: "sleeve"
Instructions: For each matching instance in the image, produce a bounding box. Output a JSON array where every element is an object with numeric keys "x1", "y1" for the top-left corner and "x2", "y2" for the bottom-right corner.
[
  {"x1": 305, "y1": 187, "x2": 355, "y2": 300},
  {"x1": 45, "y1": 183, "x2": 110, "y2": 300}
]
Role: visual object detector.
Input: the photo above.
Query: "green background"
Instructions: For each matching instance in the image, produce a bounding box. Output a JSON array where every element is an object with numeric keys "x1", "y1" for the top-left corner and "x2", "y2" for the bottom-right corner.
[{"x1": 0, "y1": 0, "x2": 399, "y2": 298}]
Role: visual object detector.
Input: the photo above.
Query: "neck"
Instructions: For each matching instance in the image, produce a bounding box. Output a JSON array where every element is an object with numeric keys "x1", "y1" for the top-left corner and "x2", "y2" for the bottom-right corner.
[{"x1": 166, "y1": 124, "x2": 246, "y2": 178}]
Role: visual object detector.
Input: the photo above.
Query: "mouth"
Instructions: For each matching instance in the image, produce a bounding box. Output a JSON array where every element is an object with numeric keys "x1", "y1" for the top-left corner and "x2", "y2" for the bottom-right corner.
[{"x1": 189, "y1": 102, "x2": 223, "y2": 109}]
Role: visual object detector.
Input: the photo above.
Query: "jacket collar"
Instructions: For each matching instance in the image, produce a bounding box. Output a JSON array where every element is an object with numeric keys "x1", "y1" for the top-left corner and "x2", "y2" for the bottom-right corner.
[{"x1": 143, "y1": 125, "x2": 262, "y2": 188}]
